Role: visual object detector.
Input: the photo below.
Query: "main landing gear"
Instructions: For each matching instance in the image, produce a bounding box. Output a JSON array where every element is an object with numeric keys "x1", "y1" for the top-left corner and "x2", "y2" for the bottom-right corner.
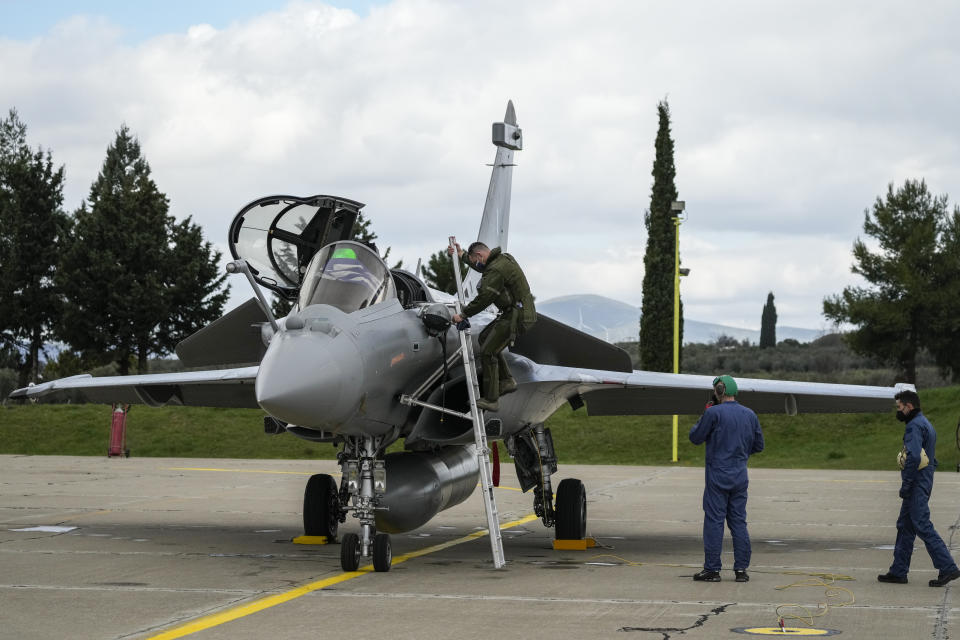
[
  {"x1": 506, "y1": 424, "x2": 587, "y2": 540},
  {"x1": 302, "y1": 435, "x2": 393, "y2": 572}
]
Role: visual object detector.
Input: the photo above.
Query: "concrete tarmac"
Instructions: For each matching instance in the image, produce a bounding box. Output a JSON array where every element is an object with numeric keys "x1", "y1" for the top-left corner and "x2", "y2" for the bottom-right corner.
[{"x1": 1, "y1": 454, "x2": 958, "y2": 639}]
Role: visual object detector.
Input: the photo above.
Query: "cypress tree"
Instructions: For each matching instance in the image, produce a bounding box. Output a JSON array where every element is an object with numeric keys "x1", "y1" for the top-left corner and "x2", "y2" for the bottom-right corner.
[
  {"x1": 639, "y1": 100, "x2": 683, "y2": 371},
  {"x1": 760, "y1": 292, "x2": 777, "y2": 348},
  {"x1": 0, "y1": 109, "x2": 69, "y2": 387},
  {"x1": 58, "y1": 125, "x2": 228, "y2": 374}
]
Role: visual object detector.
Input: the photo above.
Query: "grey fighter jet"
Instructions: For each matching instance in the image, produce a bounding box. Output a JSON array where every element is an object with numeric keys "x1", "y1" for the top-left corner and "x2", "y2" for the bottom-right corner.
[{"x1": 10, "y1": 101, "x2": 907, "y2": 573}]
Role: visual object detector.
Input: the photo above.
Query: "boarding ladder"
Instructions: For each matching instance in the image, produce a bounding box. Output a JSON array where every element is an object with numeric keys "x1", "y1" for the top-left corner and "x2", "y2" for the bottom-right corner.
[{"x1": 398, "y1": 237, "x2": 506, "y2": 569}]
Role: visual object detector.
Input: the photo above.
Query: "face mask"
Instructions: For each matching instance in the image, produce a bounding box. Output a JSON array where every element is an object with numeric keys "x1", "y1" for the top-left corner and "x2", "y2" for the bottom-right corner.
[
  {"x1": 474, "y1": 261, "x2": 485, "y2": 271},
  {"x1": 896, "y1": 410, "x2": 908, "y2": 422}
]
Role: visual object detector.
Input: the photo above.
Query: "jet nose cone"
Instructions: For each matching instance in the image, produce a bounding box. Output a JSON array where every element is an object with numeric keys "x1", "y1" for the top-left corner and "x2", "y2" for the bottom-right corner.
[{"x1": 256, "y1": 331, "x2": 362, "y2": 429}]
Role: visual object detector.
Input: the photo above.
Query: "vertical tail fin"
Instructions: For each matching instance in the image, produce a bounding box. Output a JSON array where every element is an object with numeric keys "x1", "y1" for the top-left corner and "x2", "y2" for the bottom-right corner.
[{"x1": 463, "y1": 100, "x2": 523, "y2": 298}]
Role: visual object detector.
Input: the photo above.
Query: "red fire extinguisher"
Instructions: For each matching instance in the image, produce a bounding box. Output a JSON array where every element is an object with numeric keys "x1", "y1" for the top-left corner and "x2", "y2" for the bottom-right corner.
[{"x1": 107, "y1": 404, "x2": 131, "y2": 458}]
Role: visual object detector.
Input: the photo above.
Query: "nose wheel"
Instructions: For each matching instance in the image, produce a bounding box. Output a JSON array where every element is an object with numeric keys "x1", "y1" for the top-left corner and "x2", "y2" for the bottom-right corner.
[
  {"x1": 373, "y1": 533, "x2": 392, "y2": 572},
  {"x1": 341, "y1": 532, "x2": 361, "y2": 571},
  {"x1": 338, "y1": 531, "x2": 393, "y2": 572}
]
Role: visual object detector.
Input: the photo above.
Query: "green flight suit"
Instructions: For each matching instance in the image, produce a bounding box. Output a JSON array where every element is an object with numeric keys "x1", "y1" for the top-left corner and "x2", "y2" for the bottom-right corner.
[{"x1": 462, "y1": 248, "x2": 536, "y2": 402}]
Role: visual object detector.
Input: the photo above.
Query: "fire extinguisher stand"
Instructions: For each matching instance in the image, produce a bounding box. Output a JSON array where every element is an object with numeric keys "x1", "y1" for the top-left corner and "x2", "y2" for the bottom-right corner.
[{"x1": 108, "y1": 404, "x2": 131, "y2": 458}]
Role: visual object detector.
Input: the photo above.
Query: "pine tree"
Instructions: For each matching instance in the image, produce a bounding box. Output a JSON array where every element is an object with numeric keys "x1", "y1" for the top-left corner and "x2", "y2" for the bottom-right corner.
[
  {"x1": 760, "y1": 292, "x2": 777, "y2": 348},
  {"x1": 420, "y1": 249, "x2": 457, "y2": 294},
  {"x1": 823, "y1": 179, "x2": 960, "y2": 383},
  {"x1": 58, "y1": 125, "x2": 228, "y2": 374},
  {"x1": 639, "y1": 100, "x2": 683, "y2": 372},
  {"x1": 0, "y1": 109, "x2": 69, "y2": 387},
  {"x1": 156, "y1": 216, "x2": 230, "y2": 355}
]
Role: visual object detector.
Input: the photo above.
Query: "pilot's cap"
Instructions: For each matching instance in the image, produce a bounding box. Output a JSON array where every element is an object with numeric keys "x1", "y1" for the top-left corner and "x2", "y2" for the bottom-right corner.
[{"x1": 713, "y1": 374, "x2": 738, "y2": 396}]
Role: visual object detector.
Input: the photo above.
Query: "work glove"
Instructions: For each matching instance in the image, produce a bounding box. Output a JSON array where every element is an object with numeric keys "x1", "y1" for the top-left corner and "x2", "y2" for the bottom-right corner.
[
  {"x1": 456, "y1": 317, "x2": 471, "y2": 331},
  {"x1": 899, "y1": 483, "x2": 913, "y2": 500}
]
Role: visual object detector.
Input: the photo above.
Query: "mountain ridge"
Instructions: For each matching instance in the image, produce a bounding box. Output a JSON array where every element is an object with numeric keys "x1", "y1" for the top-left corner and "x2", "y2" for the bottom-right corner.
[{"x1": 537, "y1": 293, "x2": 824, "y2": 345}]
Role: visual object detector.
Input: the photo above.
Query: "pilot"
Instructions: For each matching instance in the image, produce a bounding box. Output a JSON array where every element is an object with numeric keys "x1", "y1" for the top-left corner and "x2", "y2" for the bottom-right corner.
[
  {"x1": 877, "y1": 389, "x2": 960, "y2": 587},
  {"x1": 448, "y1": 241, "x2": 536, "y2": 412},
  {"x1": 688, "y1": 375, "x2": 764, "y2": 583}
]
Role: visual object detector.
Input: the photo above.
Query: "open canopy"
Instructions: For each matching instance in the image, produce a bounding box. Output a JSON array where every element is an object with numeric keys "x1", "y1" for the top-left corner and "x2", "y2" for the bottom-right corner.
[{"x1": 228, "y1": 195, "x2": 365, "y2": 299}]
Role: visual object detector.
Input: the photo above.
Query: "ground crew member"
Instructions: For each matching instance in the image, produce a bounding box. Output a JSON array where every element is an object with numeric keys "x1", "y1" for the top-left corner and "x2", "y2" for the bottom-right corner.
[
  {"x1": 689, "y1": 375, "x2": 764, "y2": 582},
  {"x1": 878, "y1": 389, "x2": 960, "y2": 587},
  {"x1": 448, "y1": 241, "x2": 536, "y2": 412}
]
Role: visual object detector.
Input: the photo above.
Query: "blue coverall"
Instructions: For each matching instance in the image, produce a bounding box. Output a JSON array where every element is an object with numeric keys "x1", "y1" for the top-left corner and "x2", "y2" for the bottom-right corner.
[
  {"x1": 889, "y1": 410, "x2": 958, "y2": 577},
  {"x1": 689, "y1": 401, "x2": 764, "y2": 571}
]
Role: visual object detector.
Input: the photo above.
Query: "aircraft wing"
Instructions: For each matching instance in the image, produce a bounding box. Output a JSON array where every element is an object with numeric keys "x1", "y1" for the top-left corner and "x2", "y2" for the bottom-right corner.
[
  {"x1": 507, "y1": 362, "x2": 905, "y2": 423},
  {"x1": 8, "y1": 367, "x2": 260, "y2": 408}
]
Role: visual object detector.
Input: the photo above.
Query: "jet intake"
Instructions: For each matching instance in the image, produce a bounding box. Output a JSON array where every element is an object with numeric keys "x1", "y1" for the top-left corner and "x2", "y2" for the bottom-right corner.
[{"x1": 374, "y1": 445, "x2": 478, "y2": 533}]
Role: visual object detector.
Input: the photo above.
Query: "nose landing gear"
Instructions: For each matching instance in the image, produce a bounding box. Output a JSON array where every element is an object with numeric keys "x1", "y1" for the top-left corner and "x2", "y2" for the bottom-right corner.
[
  {"x1": 338, "y1": 435, "x2": 392, "y2": 572},
  {"x1": 301, "y1": 435, "x2": 393, "y2": 572}
]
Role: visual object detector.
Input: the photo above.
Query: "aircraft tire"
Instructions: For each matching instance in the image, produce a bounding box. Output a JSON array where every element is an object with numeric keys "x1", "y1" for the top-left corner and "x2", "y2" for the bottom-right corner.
[
  {"x1": 341, "y1": 533, "x2": 361, "y2": 571},
  {"x1": 554, "y1": 478, "x2": 586, "y2": 540},
  {"x1": 303, "y1": 474, "x2": 339, "y2": 538},
  {"x1": 373, "y1": 533, "x2": 392, "y2": 572}
]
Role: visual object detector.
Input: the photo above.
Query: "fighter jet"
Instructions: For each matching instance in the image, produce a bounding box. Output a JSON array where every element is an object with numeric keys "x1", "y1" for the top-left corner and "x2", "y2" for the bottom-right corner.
[{"x1": 10, "y1": 101, "x2": 907, "y2": 573}]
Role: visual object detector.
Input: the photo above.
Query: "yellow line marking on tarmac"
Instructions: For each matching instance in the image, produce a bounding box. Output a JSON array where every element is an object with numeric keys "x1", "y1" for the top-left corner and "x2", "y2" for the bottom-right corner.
[
  {"x1": 166, "y1": 467, "x2": 324, "y2": 476},
  {"x1": 145, "y1": 513, "x2": 539, "y2": 640}
]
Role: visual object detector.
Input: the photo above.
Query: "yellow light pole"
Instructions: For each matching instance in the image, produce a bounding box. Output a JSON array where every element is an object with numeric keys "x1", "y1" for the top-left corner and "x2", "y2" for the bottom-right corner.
[{"x1": 670, "y1": 201, "x2": 686, "y2": 462}]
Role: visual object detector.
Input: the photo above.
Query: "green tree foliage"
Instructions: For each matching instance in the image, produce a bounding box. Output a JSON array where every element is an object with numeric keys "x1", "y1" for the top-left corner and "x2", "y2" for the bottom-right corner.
[
  {"x1": 760, "y1": 292, "x2": 777, "y2": 349},
  {"x1": 156, "y1": 216, "x2": 230, "y2": 354},
  {"x1": 639, "y1": 100, "x2": 683, "y2": 371},
  {"x1": 420, "y1": 249, "x2": 457, "y2": 294},
  {"x1": 823, "y1": 179, "x2": 960, "y2": 383},
  {"x1": 57, "y1": 125, "x2": 228, "y2": 375},
  {"x1": 0, "y1": 109, "x2": 69, "y2": 387}
]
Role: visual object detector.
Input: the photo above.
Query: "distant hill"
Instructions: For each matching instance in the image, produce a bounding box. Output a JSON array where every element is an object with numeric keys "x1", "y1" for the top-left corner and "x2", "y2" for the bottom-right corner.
[{"x1": 537, "y1": 294, "x2": 823, "y2": 345}]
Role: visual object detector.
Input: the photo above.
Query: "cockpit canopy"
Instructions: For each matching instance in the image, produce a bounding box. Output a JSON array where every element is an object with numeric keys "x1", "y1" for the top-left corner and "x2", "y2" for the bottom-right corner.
[
  {"x1": 298, "y1": 241, "x2": 396, "y2": 312},
  {"x1": 228, "y1": 195, "x2": 365, "y2": 299}
]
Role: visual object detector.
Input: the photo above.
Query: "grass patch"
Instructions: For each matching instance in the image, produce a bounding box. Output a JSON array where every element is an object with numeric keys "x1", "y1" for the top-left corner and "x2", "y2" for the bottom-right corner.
[{"x1": 2, "y1": 385, "x2": 959, "y2": 471}]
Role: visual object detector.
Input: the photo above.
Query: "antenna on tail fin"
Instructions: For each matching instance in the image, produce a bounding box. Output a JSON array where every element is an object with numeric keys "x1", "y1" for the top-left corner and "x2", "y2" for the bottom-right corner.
[{"x1": 463, "y1": 101, "x2": 522, "y2": 298}]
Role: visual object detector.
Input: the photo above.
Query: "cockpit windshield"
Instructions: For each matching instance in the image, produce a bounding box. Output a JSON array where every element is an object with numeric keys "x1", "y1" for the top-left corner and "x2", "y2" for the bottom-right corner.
[{"x1": 298, "y1": 241, "x2": 396, "y2": 312}]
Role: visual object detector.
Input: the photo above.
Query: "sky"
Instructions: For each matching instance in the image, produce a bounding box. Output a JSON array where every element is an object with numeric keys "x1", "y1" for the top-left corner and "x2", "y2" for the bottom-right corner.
[{"x1": 2, "y1": 0, "x2": 958, "y2": 332}]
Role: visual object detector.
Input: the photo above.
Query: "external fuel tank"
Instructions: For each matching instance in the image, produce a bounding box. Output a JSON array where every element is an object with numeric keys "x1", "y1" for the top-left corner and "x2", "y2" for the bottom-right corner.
[{"x1": 374, "y1": 445, "x2": 479, "y2": 533}]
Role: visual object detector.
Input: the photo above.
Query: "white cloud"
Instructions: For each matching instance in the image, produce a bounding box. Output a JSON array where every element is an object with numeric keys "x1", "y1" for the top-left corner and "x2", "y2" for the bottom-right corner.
[{"x1": 1, "y1": 0, "x2": 958, "y2": 331}]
